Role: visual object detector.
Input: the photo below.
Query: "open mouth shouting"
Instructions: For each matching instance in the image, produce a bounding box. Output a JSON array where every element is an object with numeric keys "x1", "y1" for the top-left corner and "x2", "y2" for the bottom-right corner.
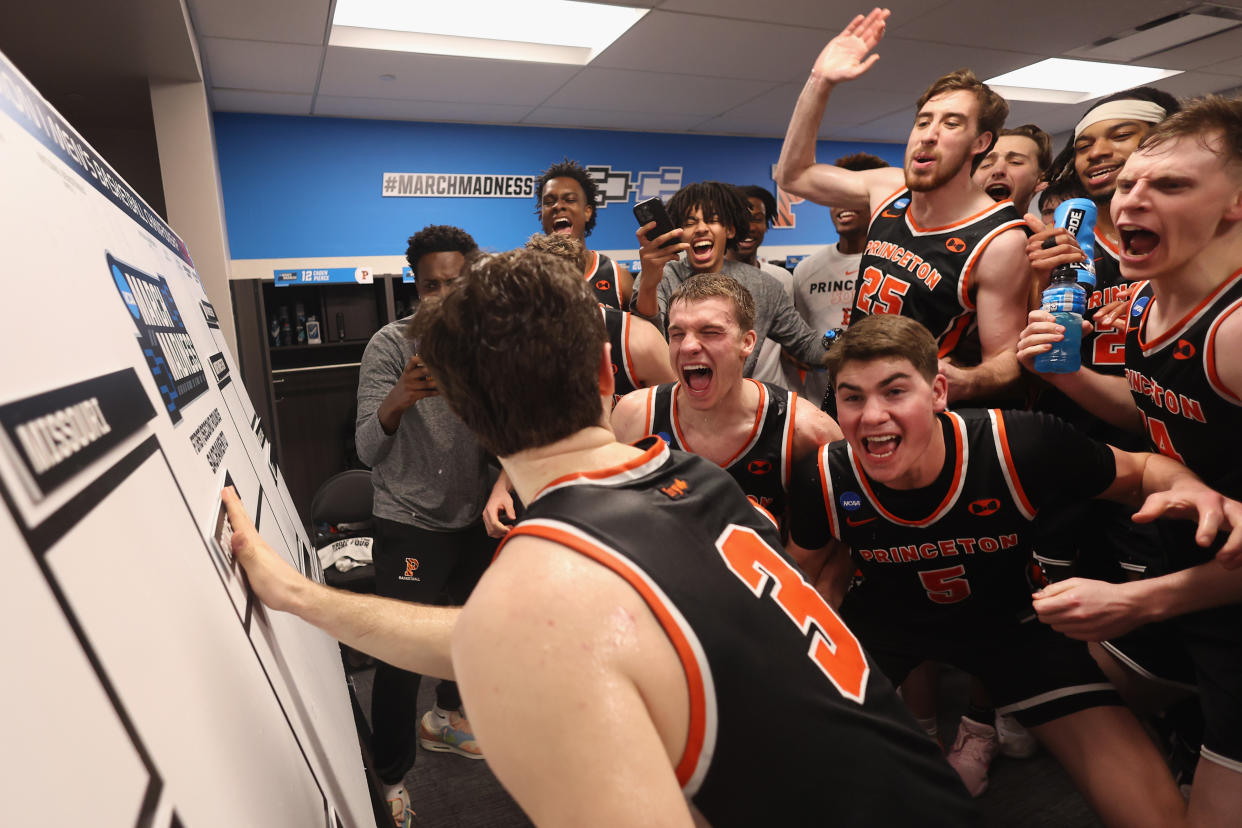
[
  {"x1": 681, "y1": 362, "x2": 714, "y2": 395},
  {"x1": 550, "y1": 216, "x2": 574, "y2": 234},
  {"x1": 984, "y1": 181, "x2": 1012, "y2": 201},
  {"x1": 861, "y1": 433, "x2": 901, "y2": 459},
  {"x1": 690, "y1": 237, "x2": 717, "y2": 267},
  {"x1": 1118, "y1": 223, "x2": 1160, "y2": 262},
  {"x1": 910, "y1": 152, "x2": 937, "y2": 174}
]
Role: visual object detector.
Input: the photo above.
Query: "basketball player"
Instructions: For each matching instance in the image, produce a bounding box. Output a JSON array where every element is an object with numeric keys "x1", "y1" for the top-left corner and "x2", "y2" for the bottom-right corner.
[
  {"x1": 790, "y1": 312, "x2": 1241, "y2": 827},
  {"x1": 224, "y1": 248, "x2": 980, "y2": 826},
  {"x1": 535, "y1": 158, "x2": 633, "y2": 309},
  {"x1": 1018, "y1": 95, "x2": 1242, "y2": 828},
  {"x1": 973, "y1": 124, "x2": 1052, "y2": 214},
  {"x1": 775, "y1": 9, "x2": 1030, "y2": 405},
  {"x1": 793, "y1": 152, "x2": 890, "y2": 407},
  {"x1": 611, "y1": 274, "x2": 842, "y2": 531},
  {"x1": 483, "y1": 233, "x2": 675, "y2": 537}
]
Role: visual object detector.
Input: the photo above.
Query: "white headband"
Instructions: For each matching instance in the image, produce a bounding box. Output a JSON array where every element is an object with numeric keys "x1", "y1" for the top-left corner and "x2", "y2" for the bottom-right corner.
[{"x1": 1074, "y1": 100, "x2": 1167, "y2": 138}]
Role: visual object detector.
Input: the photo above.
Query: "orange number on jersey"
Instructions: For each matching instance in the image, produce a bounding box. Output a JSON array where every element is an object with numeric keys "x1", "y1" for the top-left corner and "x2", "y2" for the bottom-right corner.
[
  {"x1": 716, "y1": 525, "x2": 869, "y2": 703},
  {"x1": 855, "y1": 267, "x2": 882, "y2": 314},
  {"x1": 917, "y1": 565, "x2": 971, "y2": 604},
  {"x1": 1142, "y1": 413, "x2": 1186, "y2": 464},
  {"x1": 873, "y1": 275, "x2": 910, "y2": 315},
  {"x1": 1091, "y1": 324, "x2": 1126, "y2": 366}
]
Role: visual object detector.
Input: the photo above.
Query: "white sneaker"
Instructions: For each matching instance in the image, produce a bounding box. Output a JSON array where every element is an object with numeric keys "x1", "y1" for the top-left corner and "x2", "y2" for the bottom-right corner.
[
  {"x1": 384, "y1": 783, "x2": 414, "y2": 828},
  {"x1": 946, "y1": 716, "x2": 998, "y2": 797},
  {"x1": 995, "y1": 712, "x2": 1037, "y2": 759}
]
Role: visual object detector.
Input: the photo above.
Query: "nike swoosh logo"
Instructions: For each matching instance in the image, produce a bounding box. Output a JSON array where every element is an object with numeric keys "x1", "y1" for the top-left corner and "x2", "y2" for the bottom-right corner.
[
  {"x1": 882, "y1": 210, "x2": 901, "y2": 218},
  {"x1": 845, "y1": 269, "x2": 858, "y2": 275},
  {"x1": 845, "y1": 515, "x2": 876, "y2": 526}
]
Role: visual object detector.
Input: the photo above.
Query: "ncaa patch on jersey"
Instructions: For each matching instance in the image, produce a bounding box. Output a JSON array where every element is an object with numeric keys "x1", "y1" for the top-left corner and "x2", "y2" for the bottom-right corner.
[
  {"x1": 1132, "y1": 295, "x2": 1151, "y2": 317},
  {"x1": 839, "y1": 491, "x2": 862, "y2": 511},
  {"x1": 893, "y1": 198, "x2": 910, "y2": 210}
]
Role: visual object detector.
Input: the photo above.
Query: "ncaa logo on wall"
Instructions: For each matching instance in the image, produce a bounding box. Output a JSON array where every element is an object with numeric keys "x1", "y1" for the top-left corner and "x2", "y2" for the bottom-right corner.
[{"x1": 586, "y1": 165, "x2": 684, "y2": 208}]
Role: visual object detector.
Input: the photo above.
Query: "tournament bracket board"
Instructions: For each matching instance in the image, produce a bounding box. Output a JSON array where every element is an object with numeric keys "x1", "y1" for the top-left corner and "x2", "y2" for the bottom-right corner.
[{"x1": 0, "y1": 51, "x2": 372, "y2": 827}]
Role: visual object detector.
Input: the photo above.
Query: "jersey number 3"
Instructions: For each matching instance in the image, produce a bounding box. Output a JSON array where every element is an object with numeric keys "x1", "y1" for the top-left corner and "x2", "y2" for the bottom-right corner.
[
  {"x1": 856, "y1": 267, "x2": 910, "y2": 316},
  {"x1": 716, "y1": 525, "x2": 869, "y2": 704}
]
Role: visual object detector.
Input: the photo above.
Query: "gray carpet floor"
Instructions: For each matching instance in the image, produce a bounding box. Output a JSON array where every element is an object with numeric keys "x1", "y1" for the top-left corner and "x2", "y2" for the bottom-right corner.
[{"x1": 347, "y1": 656, "x2": 1109, "y2": 827}]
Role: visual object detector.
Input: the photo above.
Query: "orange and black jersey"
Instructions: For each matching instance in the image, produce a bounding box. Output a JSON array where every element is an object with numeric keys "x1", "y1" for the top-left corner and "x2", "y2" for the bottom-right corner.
[
  {"x1": 1125, "y1": 271, "x2": 1242, "y2": 567},
  {"x1": 585, "y1": 251, "x2": 627, "y2": 310},
  {"x1": 789, "y1": 410, "x2": 1116, "y2": 622},
  {"x1": 644, "y1": 379, "x2": 796, "y2": 524},
  {"x1": 850, "y1": 189, "x2": 1025, "y2": 357},
  {"x1": 603, "y1": 306, "x2": 639, "y2": 406},
  {"x1": 501, "y1": 437, "x2": 978, "y2": 827}
]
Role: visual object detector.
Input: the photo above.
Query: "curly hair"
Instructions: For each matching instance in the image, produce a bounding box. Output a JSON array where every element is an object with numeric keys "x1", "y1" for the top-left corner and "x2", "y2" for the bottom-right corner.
[
  {"x1": 526, "y1": 232, "x2": 588, "y2": 271},
  {"x1": 533, "y1": 158, "x2": 601, "y2": 237},
  {"x1": 409, "y1": 249, "x2": 606, "y2": 456},
  {"x1": 667, "y1": 182, "x2": 752, "y2": 252}
]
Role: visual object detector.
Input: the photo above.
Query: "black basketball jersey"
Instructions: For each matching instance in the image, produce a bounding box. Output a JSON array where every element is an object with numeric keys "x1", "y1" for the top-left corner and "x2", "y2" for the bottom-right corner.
[
  {"x1": 1125, "y1": 271, "x2": 1242, "y2": 566},
  {"x1": 603, "y1": 306, "x2": 640, "y2": 406},
  {"x1": 851, "y1": 189, "x2": 1025, "y2": 357},
  {"x1": 503, "y1": 438, "x2": 978, "y2": 826},
  {"x1": 644, "y1": 379, "x2": 795, "y2": 522},
  {"x1": 1082, "y1": 231, "x2": 1130, "y2": 374},
  {"x1": 585, "y1": 251, "x2": 626, "y2": 309},
  {"x1": 790, "y1": 410, "x2": 1116, "y2": 624}
]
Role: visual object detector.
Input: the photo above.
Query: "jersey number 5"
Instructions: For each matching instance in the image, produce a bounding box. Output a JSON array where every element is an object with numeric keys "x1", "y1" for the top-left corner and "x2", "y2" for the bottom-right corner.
[
  {"x1": 918, "y1": 565, "x2": 971, "y2": 604},
  {"x1": 716, "y1": 525, "x2": 869, "y2": 703},
  {"x1": 856, "y1": 267, "x2": 909, "y2": 316}
]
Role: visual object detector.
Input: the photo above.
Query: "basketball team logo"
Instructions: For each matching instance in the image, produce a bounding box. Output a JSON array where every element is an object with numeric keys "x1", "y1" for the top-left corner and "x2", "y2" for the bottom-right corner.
[
  {"x1": 747, "y1": 459, "x2": 772, "y2": 475},
  {"x1": 1173, "y1": 339, "x2": 1196, "y2": 360},
  {"x1": 945, "y1": 237, "x2": 967, "y2": 254},
  {"x1": 968, "y1": 498, "x2": 1001, "y2": 516},
  {"x1": 403, "y1": 558, "x2": 420, "y2": 578}
]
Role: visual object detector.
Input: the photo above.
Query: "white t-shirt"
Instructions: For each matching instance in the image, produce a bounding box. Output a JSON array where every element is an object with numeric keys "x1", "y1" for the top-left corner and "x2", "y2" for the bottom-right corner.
[
  {"x1": 750, "y1": 258, "x2": 797, "y2": 389},
  {"x1": 793, "y1": 245, "x2": 861, "y2": 406}
]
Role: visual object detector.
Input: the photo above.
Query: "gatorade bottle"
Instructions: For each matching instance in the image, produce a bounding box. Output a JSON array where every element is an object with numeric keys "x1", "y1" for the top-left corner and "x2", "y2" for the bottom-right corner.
[{"x1": 1033, "y1": 198, "x2": 1096, "y2": 373}]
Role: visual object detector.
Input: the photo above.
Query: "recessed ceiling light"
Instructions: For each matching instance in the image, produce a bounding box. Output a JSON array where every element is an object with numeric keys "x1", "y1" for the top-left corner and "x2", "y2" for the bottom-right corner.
[
  {"x1": 985, "y1": 59, "x2": 1182, "y2": 104},
  {"x1": 330, "y1": 0, "x2": 648, "y2": 65},
  {"x1": 379, "y1": 73, "x2": 396, "y2": 81}
]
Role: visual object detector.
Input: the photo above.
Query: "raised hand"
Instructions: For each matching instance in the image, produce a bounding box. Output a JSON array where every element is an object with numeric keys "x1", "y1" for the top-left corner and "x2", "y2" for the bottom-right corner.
[{"x1": 811, "y1": 8, "x2": 890, "y2": 84}]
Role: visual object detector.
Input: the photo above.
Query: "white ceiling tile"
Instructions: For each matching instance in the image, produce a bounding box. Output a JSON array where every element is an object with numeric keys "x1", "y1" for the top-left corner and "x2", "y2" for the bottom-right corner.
[
  {"x1": 187, "y1": 0, "x2": 328, "y2": 45},
  {"x1": 541, "y1": 67, "x2": 777, "y2": 115},
  {"x1": 211, "y1": 88, "x2": 313, "y2": 115},
  {"x1": 589, "y1": 10, "x2": 836, "y2": 83},
  {"x1": 691, "y1": 83, "x2": 914, "y2": 138},
  {"x1": 1147, "y1": 69, "x2": 1242, "y2": 98},
  {"x1": 313, "y1": 95, "x2": 534, "y2": 123},
  {"x1": 1143, "y1": 27, "x2": 1242, "y2": 71},
  {"x1": 844, "y1": 37, "x2": 1043, "y2": 94},
  {"x1": 201, "y1": 37, "x2": 323, "y2": 94},
  {"x1": 318, "y1": 46, "x2": 580, "y2": 106},
  {"x1": 523, "y1": 107, "x2": 705, "y2": 132},
  {"x1": 892, "y1": 0, "x2": 1190, "y2": 54}
]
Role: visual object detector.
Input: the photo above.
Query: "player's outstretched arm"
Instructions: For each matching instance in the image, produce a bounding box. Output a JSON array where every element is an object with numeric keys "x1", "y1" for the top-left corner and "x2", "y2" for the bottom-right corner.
[
  {"x1": 940, "y1": 228, "x2": 1028, "y2": 403},
  {"x1": 628, "y1": 314, "x2": 678, "y2": 387},
  {"x1": 610, "y1": 387, "x2": 654, "y2": 444},
  {"x1": 1017, "y1": 310, "x2": 1144, "y2": 432},
  {"x1": 775, "y1": 8, "x2": 901, "y2": 209},
  {"x1": 452, "y1": 535, "x2": 696, "y2": 828},
  {"x1": 222, "y1": 487, "x2": 458, "y2": 679}
]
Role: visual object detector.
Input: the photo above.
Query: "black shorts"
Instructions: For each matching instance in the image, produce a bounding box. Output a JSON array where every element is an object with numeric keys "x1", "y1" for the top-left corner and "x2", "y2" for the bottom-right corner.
[
  {"x1": 842, "y1": 594, "x2": 1120, "y2": 728},
  {"x1": 1103, "y1": 600, "x2": 1242, "y2": 770}
]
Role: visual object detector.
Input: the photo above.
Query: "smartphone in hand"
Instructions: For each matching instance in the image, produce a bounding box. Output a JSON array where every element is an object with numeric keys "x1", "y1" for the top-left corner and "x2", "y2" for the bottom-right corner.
[{"x1": 633, "y1": 197, "x2": 680, "y2": 248}]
